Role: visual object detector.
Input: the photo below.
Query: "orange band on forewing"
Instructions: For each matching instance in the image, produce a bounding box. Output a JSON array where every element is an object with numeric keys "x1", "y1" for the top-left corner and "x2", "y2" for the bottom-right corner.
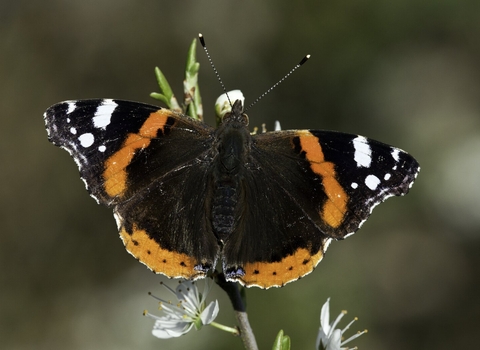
[
  {"x1": 298, "y1": 131, "x2": 348, "y2": 228},
  {"x1": 103, "y1": 110, "x2": 170, "y2": 197},
  {"x1": 119, "y1": 224, "x2": 203, "y2": 279},
  {"x1": 240, "y1": 248, "x2": 324, "y2": 288}
]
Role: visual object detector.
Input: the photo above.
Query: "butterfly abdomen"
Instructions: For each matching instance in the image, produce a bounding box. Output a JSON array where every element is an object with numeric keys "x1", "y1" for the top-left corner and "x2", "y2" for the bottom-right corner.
[{"x1": 211, "y1": 181, "x2": 238, "y2": 242}]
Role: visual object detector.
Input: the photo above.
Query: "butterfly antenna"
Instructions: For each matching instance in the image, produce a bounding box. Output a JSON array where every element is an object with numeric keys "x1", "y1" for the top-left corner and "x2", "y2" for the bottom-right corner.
[
  {"x1": 244, "y1": 54, "x2": 310, "y2": 112},
  {"x1": 198, "y1": 33, "x2": 232, "y2": 107}
]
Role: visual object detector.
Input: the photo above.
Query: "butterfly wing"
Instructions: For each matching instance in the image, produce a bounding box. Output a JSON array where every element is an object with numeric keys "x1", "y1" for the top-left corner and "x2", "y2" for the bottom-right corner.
[
  {"x1": 222, "y1": 129, "x2": 419, "y2": 288},
  {"x1": 44, "y1": 99, "x2": 219, "y2": 279}
]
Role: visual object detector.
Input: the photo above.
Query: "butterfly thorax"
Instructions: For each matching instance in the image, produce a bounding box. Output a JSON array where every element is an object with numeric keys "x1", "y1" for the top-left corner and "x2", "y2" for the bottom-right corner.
[{"x1": 211, "y1": 100, "x2": 251, "y2": 243}]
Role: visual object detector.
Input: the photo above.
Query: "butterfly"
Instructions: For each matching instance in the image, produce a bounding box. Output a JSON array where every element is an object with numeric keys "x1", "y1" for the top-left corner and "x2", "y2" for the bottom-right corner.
[{"x1": 44, "y1": 94, "x2": 419, "y2": 289}]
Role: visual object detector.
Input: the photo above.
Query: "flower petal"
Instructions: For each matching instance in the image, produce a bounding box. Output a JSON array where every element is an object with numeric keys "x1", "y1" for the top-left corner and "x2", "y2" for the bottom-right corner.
[
  {"x1": 320, "y1": 298, "x2": 331, "y2": 335},
  {"x1": 199, "y1": 300, "x2": 219, "y2": 325},
  {"x1": 326, "y1": 329, "x2": 342, "y2": 350},
  {"x1": 175, "y1": 281, "x2": 201, "y2": 315},
  {"x1": 152, "y1": 319, "x2": 193, "y2": 339},
  {"x1": 330, "y1": 311, "x2": 345, "y2": 333},
  {"x1": 215, "y1": 90, "x2": 245, "y2": 118},
  {"x1": 316, "y1": 299, "x2": 365, "y2": 350},
  {"x1": 147, "y1": 280, "x2": 219, "y2": 339},
  {"x1": 175, "y1": 281, "x2": 195, "y2": 300},
  {"x1": 315, "y1": 329, "x2": 329, "y2": 350}
]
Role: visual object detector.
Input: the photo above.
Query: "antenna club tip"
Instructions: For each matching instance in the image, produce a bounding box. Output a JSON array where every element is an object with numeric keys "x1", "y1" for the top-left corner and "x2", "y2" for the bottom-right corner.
[
  {"x1": 299, "y1": 55, "x2": 311, "y2": 65},
  {"x1": 198, "y1": 33, "x2": 206, "y2": 46}
]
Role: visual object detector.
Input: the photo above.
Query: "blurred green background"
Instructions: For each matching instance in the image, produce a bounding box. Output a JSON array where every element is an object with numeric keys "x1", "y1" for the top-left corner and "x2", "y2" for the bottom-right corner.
[{"x1": 2, "y1": 1, "x2": 479, "y2": 349}]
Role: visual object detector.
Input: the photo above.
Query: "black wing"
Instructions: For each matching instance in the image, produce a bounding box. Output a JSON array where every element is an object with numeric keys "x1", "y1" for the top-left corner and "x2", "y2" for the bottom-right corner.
[
  {"x1": 45, "y1": 99, "x2": 220, "y2": 279},
  {"x1": 222, "y1": 129, "x2": 419, "y2": 288}
]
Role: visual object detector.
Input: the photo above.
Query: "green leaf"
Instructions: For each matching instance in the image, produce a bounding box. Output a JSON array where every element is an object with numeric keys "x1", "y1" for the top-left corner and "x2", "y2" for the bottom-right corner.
[
  {"x1": 151, "y1": 67, "x2": 181, "y2": 112},
  {"x1": 149, "y1": 92, "x2": 169, "y2": 106},
  {"x1": 272, "y1": 330, "x2": 291, "y2": 350},
  {"x1": 183, "y1": 38, "x2": 203, "y2": 120},
  {"x1": 185, "y1": 38, "x2": 200, "y2": 77},
  {"x1": 150, "y1": 37, "x2": 203, "y2": 120}
]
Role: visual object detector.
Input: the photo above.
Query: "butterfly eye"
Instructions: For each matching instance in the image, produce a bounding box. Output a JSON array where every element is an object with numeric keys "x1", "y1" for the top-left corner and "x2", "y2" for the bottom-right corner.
[{"x1": 240, "y1": 113, "x2": 249, "y2": 126}]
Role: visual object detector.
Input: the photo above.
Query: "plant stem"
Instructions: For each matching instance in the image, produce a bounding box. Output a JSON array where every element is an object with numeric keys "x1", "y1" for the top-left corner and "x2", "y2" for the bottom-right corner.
[
  {"x1": 210, "y1": 321, "x2": 240, "y2": 335},
  {"x1": 215, "y1": 272, "x2": 259, "y2": 350}
]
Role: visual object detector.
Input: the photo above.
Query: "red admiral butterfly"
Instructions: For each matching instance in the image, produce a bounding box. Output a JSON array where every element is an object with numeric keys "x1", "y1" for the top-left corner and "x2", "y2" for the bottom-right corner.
[{"x1": 44, "y1": 69, "x2": 419, "y2": 290}]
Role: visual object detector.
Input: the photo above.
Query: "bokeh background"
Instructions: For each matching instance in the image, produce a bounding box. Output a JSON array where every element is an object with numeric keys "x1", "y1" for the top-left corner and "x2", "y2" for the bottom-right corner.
[{"x1": 2, "y1": 1, "x2": 480, "y2": 349}]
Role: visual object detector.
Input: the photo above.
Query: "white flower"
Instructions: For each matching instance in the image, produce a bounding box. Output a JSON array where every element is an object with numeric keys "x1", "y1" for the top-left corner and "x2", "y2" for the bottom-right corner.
[
  {"x1": 316, "y1": 298, "x2": 367, "y2": 350},
  {"x1": 144, "y1": 280, "x2": 219, "y2": 339},
  {"x1": 215, "y1": 90, "x2": 245, "y2": 118}
]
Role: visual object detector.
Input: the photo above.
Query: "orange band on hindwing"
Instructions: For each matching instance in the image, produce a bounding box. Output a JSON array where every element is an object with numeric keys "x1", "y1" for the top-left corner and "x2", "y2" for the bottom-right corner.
[
  {"x1": 239, "y1": 247, "x2": 324, "y2": 288},
  {"x1": 119, "y1": 223, "x2": 204, "y2": 279}
]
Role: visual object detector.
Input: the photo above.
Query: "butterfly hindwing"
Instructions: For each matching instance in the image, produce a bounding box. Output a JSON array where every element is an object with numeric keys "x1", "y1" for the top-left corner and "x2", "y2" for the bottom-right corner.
[
  {"x1": 222, "y1": 157, "x2": 331, "y2": 288},
  {"x1": 114, "y1": 160, "x2": 219, "y2": 280}
]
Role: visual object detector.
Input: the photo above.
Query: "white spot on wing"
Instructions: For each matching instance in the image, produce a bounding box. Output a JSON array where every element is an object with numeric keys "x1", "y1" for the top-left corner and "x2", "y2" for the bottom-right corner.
[
  {"x1": 113, "y1": 210, "x2": 124, "y2": 229},
  {"x1": 344, "y1": 231, "x2": 357, "y2": 239},
  {"x1": 351, "y1": 182, "x2": 358, "y2": 189},
  {"x1": 353, "y1": 136, "x2": 372, "y2": 168},
  {"x1": 365, "y1": 174, "x2": 381, "y2": 190},
  {"x1": 98, "y1": 145, "x2": 106, "y2": 152},
  {"x1": 69, "y1": 127, "x2": 77, "y2": 135},
  {"x1": 323, "y1": 238, "x2": 332, "y2": 252},
  {"x1": 391, "y1": 148, "x2": 400, "y2": 161},
  {"x1": 409, "y1": 169, "x2": 419, "y2": 188},
  {"x1": 67, "y1": 102, "x2": 76, "y2": 114},
  {"x1": 384, "y1": 173, "x2": 391, "y2": 180},
  {"x1": 78, "y1": 133, "x2": 94, "y2": 148},
  {"x1": 93, "y1": 99, "x2": 117, "y2": 129}
]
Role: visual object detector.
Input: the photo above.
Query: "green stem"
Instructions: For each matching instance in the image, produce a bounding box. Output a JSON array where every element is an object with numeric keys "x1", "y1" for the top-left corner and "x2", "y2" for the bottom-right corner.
[{"x1": 210, "y1": 321, "x2": 240, "y2": 335}]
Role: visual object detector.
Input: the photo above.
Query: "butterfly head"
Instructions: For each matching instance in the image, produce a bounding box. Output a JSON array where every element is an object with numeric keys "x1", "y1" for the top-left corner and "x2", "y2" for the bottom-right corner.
[{"x1": 222, "y1": 99, "x2": 249, "y2": 126}]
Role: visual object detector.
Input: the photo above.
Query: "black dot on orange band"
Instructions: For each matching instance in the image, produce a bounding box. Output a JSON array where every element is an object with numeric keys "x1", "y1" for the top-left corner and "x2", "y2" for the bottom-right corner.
[
  {"x1": 236, "y1": 247, "x2": 325, "y2": 288},
  {"x1": 119, "y1": 224, "x2": 213, "y2": 279}
]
